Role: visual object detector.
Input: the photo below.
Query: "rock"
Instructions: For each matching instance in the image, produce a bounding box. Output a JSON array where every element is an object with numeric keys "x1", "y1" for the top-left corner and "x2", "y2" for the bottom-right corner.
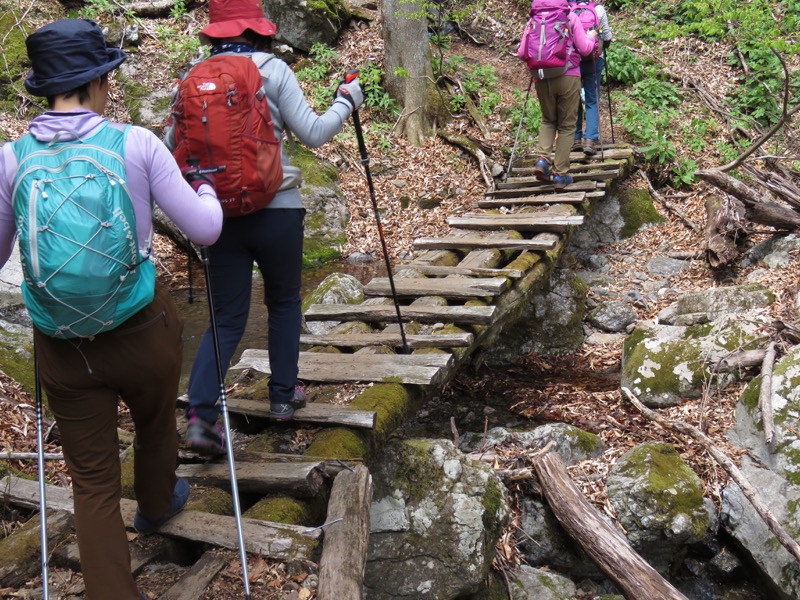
[
  {"x1": 606, "y1": 442, "x2": 713, "y2": 573},
  {"x1": 645, "y1": 255, "x2": 690, "y2": 277},
  {"x1": 743, "y1": 233, "x2": 800, "y2": 269},
  {"x1": 300, "y1": 273, "x2": 363, "y2": 335},
  {"x1": 587, "y1": 300, "x2": 638, "y2": 332},
  {"x1": 364, "y1": 438, "x2": 510, "y2": 599},
  {"x1": 508, "y1": 565, "x2": 578, "y2": 599},
  {"x1": 656, "y1": 283, "x2": 774, "y2": 326}
]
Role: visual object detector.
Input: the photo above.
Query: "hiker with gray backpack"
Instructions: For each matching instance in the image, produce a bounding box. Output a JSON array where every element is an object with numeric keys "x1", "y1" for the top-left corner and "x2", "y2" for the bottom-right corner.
[
  {"x1": 0, "y1": 19, "x2": 223, "y2": 600},
  {"x1": 570, "y1": 0, "x2": 614, "y2": 156},
  {"x1": 517, "y1": 0, "x2": 599, "y2": 189}
]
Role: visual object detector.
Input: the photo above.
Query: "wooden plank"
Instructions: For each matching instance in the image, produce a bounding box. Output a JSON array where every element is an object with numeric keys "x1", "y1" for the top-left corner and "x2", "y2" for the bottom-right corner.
[
  {"x1": 511, "y1": 160, "x2": 626, "y2": 175},
  {"x1": 364, "y1": 276, "x2": 508, "y2": 298},
  {"x1": 414, "y1": 236, "x2": 555, "y2": 251},
  {"x1": 393, "y1": 264, "x2": 524, "y2": 278},
  {"x1": 497, "y1": 170, "x2": 619, "y2": 189},
  {"x1": 230, "y1": 350, "x2": 453, "y2": 386},
  {"x1": 159, "y1": 551, "x2": 228, "y2": 600},
  {"x1": 304, "y1": 303, "x2": 496, "y2": 325},
  {"x1": 478, "y1": 191, "x2": 586, "y2": 207},
  {"x1": 317, "y1": 465, "x2": 372, "y2": 600},
  {"x1": 177, "y1": 394, "x2": 377, "y2": 429},
  {"x1": 176, "y1": 461, "x2": 327, "y2": 497},
  {"x1": 0, "y1": 510, "x2": 73, "y2": 588},
  {"x1": 300, "y1": 332, "x2": 474, "y2": 348},
  {"x1": 0, "y1": 476, "x2": 321, "y2": 561},
  {"x1": 514, "y1": 147, "x2": 633, "y2": 164},
  {"x1": 484, "y1": 180, "x2": 601, "y2": 198},
  {"x1": 448, "y1": 214, "x2": 583, "y2": 232}
]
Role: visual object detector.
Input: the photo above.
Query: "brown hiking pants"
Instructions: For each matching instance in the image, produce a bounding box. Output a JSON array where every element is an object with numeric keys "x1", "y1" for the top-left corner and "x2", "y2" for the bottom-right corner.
[
  {"x1": 534, "y1": 74, "x2": 582, "y2": 174},
  {"x1": 34, "y1": 283, "x2": 183, "y2": 599}
]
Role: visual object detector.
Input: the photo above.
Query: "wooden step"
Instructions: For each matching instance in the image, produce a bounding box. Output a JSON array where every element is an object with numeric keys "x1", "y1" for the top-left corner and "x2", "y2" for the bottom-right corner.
[
  {"x1": 1, "y1": 475, "x2": 321, "y2": 561},
  {"x1": 511, "y1": 159, "x2": 627, "y2": 175},
  {"x1": 478, "y1": 191, "x2": 586, "y2": 207},
  {"x1": 300, "y1": 331, "x2": 474, "y2": 349},
  {"x1": 414, "y1": 234, "x2": 556, "y2": 251},
  {"x1": 484, "y1": 180, "x2": 601, "y2": 198},
  {"x1": 393, "y1": 264, "x2": 524, "y2": 278},
  {"x1": 497, "y1": 169, "x2": 619, "y2": 189},
  {"x1": 364, "y1": 276, "x2": 508, "y2": 298},
  {"x1": 448, "y1": 213, "x2": 583, "y2": 232},
  {"x1": 304, "y1": 303, "x2": 496, "y2": 325},
  {"x1": 231, "y1": 349, "x2": 454, "y2": 386},
  {"x1": 177, "y1": 460, "x2": 327, "y2": 497}
]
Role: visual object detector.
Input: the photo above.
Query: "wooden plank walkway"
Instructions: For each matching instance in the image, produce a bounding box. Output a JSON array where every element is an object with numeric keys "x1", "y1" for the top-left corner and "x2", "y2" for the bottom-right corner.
[{"x1": 1, "y1": 144, "x2": 635, "y2": 599}]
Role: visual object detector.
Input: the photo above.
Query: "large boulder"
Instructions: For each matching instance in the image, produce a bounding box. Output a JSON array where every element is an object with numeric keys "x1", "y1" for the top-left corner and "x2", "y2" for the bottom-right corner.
[
  {"x1": 365, "y1": 438, "x2": 510, "y2": 599},
  {"x1": 264, "y1": 0, "x2": 351, "y2": 52},
  {"x1": 606, "y1": 442, "x2": 713, "y2": 573},
  {"x1": 722, "y1": 345, "x2": 800, "y2": 598}
]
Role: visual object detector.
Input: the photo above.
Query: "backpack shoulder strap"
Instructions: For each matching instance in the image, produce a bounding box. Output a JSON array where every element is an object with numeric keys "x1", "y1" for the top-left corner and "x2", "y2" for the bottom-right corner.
[{"x1": 251, "y1": 51, "x2": 275, "y2": 71}]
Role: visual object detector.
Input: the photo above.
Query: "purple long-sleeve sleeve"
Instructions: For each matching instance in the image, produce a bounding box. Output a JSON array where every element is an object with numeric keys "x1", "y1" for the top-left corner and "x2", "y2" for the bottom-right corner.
[{"x1": 0, "y1": 111, "x2": 222, "y2": 270}]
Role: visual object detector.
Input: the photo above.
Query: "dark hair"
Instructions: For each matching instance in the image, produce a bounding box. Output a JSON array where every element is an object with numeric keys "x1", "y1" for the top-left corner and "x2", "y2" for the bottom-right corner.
[
  {"x1": 244, "y1": 30, "x2": 272, "y2": 50},
  {"x1": 46, "y1": 73, "x2": 109, "y2": 108}
]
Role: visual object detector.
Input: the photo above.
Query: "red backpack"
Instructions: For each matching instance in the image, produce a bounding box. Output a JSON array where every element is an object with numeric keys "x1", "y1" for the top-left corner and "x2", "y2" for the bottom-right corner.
[
  {"x1": 171, "y1": 53, "x2": 283, "y2": 218},
  {"x1": 517, "y1": 0, "x2": 573, "y2": 79},
  {"x1": 569, "y1": 0, "x2": 602, "y2": 59}
]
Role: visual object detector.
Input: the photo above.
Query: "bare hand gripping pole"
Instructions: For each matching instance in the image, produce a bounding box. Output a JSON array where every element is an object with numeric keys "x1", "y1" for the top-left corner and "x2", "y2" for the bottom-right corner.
[{"x1": 343, "y1": 70, "x2": 410, "y2": 354}]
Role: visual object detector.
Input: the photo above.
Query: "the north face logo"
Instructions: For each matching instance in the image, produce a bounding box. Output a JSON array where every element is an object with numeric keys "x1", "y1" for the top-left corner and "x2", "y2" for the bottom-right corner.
[{"x1": 196, "y1": 82, "x2": 217, "y2": 91}]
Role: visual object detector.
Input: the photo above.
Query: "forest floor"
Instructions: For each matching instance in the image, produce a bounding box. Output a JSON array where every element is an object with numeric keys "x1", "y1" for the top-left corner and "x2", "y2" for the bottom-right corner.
[{"x1": 1, "y1": 0, "x2": 799, "y2": 598}]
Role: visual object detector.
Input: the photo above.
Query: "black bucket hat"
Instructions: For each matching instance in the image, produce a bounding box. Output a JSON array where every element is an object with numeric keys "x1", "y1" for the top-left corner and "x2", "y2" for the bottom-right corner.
[{"x1": 24, "y1": 19, "x2": 126, "y2": 97}]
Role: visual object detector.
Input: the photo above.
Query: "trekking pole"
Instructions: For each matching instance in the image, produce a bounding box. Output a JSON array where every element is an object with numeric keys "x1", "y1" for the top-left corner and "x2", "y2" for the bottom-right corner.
[
  {"x1": 603, "y1": 46, "x2": 615, "y2": 143},
  {"x1": 341, "y1": 70, "x2": 410, "y2": 355},
  {"x1": 34, "y1": 349, "x2": 50, "y2": 600},
  {"x1": 506, "y1": 74, "x2": 534, "y2": 178}
]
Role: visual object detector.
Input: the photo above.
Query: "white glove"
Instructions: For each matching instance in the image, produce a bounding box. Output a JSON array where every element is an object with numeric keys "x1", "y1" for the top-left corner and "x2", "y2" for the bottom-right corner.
[{"x1": 335, "y1": 78, "x2": 364, "y2": 111}]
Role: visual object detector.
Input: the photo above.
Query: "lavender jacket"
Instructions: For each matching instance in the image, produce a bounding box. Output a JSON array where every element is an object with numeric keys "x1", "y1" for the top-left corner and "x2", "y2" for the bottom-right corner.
[{"x1": 0, "y1": 110, "x2": 223, "y2": 270}]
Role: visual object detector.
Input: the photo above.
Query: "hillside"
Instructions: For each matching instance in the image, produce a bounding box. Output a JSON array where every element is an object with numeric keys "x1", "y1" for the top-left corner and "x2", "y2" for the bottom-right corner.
[{"x1": 0, "y1": 0, "x2": 799, "y2": 597}]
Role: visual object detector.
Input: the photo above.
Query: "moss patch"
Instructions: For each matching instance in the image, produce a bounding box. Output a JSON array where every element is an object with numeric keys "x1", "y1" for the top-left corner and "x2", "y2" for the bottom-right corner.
[
  {"x1": 349, "y1": 383, "x2": 419, "y2": 447},
  {"x1": 244, "y1": 496, "x2": 315, "y2": 524},
  {"x1": 0, "y1": 343, "x2": 36, "y2": 398},
  {"x1": 290, "y1": 145, "x2": 339, "y2": 188},
  {"x1": 304, "y1": 427, "x2": 367, "y2": 460},
  {"x1": 186, "y1": 487, "x2": 234, "y2": 515},
  {"x1": 619, "y1": 187, "x2": 665, "y2": 238}
]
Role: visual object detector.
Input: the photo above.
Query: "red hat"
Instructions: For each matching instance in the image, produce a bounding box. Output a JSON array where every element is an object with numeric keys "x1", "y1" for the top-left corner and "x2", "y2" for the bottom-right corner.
[{"x1": 200, "y1": 0, "x2": 277, "y2": 40}]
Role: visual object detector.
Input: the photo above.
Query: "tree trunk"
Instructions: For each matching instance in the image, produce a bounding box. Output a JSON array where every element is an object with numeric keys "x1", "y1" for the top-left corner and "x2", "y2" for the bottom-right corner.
[
  {"x1": 381, "y1": 0, "x2": 441, "y2": 145},
  {"x1": 704, "y1": 194, "x2": 745, "y2": 269}
]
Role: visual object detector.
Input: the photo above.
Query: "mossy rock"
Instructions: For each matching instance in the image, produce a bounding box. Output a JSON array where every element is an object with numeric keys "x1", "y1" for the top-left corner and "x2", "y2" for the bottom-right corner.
[
  {"x1": 289, "y1": 144, "x2": 339, "y2": 188},
  {"x1": 243, "y1": 495, "x2": 318, "y2": 525},
  {"x1": 618, "y1": 187, "x2": 665, "y2": 238}
]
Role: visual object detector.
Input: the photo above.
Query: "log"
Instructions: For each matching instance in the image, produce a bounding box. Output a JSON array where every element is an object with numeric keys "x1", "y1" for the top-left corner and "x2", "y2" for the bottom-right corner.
[
  {"x1": 300, "y1": 331, "x2": 474, "y2": 349},
  {"x1": 533, "y1": 451, "x2": 689, "y2": 600},
  {"x1": 160, "y1": 551, "x2": 228, "y2": 600},
  {"x1": 696, "y1": 169, "x2": 800, "y2": 230},
  {"x1": 317, "y1": 465, "x2": 372, "y2": 600},
  {"x1": 704, "y1": 194, "x2": 744, "y2": 269},
  {"x1": 176, "y1": 460, "x2": 327, "y2": 497},
  {"x1": 758, "y1": 342, "x2": 777, "y2": 447},
  {"x1": 622, "y1": 387, "x2": 800, "y2": 563},
  {"x1": 364, "y1": 276, "x2": 508, "y2": 298},
  {"x1": 447, "y1": 213, "x2": 583, "y2": 232},
  {"x1": 393, "y1": 264, "x2": 524, "y2": 279},
  {"x1": 0, "y1": 510, "x2": 73, "y2": 588},
  {"x1": 303, "y1": 303, "x2": 496, "y2": 325},
  {"x1": 712, "y1": 348, "x2": 766, "y2": 372}
]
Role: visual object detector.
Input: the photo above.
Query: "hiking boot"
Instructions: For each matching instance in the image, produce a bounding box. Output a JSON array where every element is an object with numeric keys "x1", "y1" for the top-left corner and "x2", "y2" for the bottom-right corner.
[
  {"x1": 133, "y1": 477, "x2": 190, "y2": 534},
  {"x1": 582, "y1": 139, "x2": 597, "y2": 156},
  {"x1": 269, "y1": 383, "x2": 308, "y2": 421},
  {"x1": 553, "y1": 173, "x2": 574, "y2": 190},
  {"x1": 571, "y1": 139, "x2": 583, "y2": 152},
  {"x1": 533, "y1": 156, "x2": 552, "y2": 182},
  {"x1": 185, "y1": 412, "x2": 225, "y2": 456}
]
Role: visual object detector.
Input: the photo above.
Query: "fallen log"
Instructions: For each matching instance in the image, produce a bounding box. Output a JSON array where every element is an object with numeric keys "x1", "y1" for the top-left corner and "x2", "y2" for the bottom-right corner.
[
  {"x1": 712, "y1": 348, "x2": 766, "y2": 372},
  {"x1": 533, "y1": 451, "x2": 688, "y2": 600},
  {"x1": 0, "y1": 510, "x2": 73, "y2": 588},
  {"x1": 758, "y1": 342, "x2": 777, "y2": 447},
  {"x1": 622, "y1": 387, "x2": 800, "y2": 563},
  {"x1": 160, "y1": 551, "x2": 228, "y2": 600},
  {"x1": 317, "y1": 464, "x2": 372, "y2": 599},
  {"x1": 704, "y1": 194, "x2": 744, "y2": 269}
]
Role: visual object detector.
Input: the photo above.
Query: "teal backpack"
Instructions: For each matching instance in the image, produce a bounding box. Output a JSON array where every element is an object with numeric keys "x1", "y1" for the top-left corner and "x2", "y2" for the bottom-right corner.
[{"x1": 11, "y1": 123, "x2": 155, "y2": 339}]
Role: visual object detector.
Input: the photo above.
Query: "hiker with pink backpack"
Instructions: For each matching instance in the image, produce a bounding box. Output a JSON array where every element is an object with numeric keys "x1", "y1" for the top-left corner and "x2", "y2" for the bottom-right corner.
[
  {"x1": 570, "y1": 0, "x2": 614, "y2": 156},
  {"x1": 517, "y1": 0, "x2": 599, "y2": 189}
]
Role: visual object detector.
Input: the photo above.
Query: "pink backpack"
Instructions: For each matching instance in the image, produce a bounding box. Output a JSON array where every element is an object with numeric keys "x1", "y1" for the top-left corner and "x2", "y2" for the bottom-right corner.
[
  {"x1": 569, "y1": 0, "x2": 602, "y2": 59},
  {"x1": 517, "y1": 0, "x2": 573, "y2": 79}
]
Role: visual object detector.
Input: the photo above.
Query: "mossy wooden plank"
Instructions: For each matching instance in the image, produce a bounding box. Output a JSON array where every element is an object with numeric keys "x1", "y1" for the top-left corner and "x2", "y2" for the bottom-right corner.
[
  {"x1": 447, "y1": 214, "x2": 583, "y2": 232},
  {"x1": 230, "y1": 350, "x2": 452, "y2": 386},
  {"x1": 304, "y1": 303, "x2": 496, "y2": 324},
  {"x1": 364, "y1": 276, "x2": 508, "y2": 298},
  {"x1": 393, "y1": 264, "x2": 524, "y2": 278},
  {"x1": 176, "y1": 461, "x2": 327, "y2": 497},
  {"x1": 414, "y1": 236, "x2": 555, "y2": 251},
  {"x1": 300, "y1": 332, "x2": 473, "y2": 348},
  {"x1": 1, "y1": 475, "x2": 321, "y2": 561}
]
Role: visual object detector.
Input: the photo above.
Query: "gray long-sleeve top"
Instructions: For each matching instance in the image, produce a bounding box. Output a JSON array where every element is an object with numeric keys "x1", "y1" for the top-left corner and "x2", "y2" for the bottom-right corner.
[{"x1": 165, "y1": 51, "x2": 355, "y2": 210}]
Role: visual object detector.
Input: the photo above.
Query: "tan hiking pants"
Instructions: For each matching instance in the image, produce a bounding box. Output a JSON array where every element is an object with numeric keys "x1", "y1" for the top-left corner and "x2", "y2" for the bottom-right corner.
[{"x1": 534, "y1": 74, "x2": 582, "y2": 174}]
